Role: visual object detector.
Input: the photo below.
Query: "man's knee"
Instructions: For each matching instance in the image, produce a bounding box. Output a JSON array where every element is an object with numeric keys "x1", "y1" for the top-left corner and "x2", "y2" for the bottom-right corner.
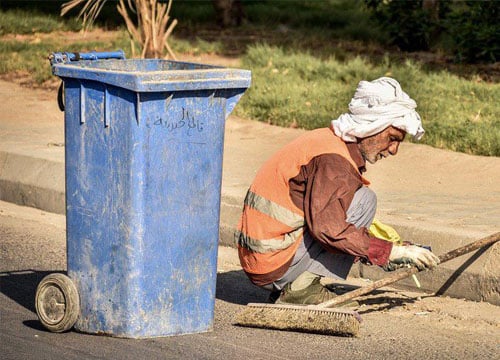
[{"x1": 346, "y1": 186, "x2": 377, "y2": 228}]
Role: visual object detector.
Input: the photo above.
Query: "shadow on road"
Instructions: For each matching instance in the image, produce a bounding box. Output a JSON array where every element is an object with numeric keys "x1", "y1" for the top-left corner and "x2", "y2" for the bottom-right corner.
[
  {"x1": 0, "y1": 268, "x2": 269, "y2": 311},
  {"x1": 355, "y1": 294, "x2": 420, "y2": 315},
  {"x1": 216, "y1": 270, "x2": 268, "y2": 305},
  {"x1": 0, "y1": 268, "x2": 425, "y2": 316},
  {"x1": 214, "y1": 271, "x2": 422, "y2": 310},
  {"x1": 0, "y1": 270, "x2": 58, "y2": 313},
  {"x1": 435, "y1": 243, "x2": 494, "y2": 296}
]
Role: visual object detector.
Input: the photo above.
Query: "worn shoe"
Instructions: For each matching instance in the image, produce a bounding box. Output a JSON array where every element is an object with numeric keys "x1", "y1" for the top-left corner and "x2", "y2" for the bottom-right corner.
[
  {"x1": 275, "y1": 277, "x2": 338, "y2": 305},
  {"x1": 267, "y1": 290, "x2": 282, "y2": 304},
  {"x1": 274, "y1": 277, "x2": 360, "y2": 307}
]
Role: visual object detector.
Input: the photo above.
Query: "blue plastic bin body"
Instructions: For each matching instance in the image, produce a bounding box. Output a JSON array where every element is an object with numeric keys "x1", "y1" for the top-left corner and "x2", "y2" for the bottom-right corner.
[{"x1": 52, "y1": 58, "x2": 250, "y2": 338}]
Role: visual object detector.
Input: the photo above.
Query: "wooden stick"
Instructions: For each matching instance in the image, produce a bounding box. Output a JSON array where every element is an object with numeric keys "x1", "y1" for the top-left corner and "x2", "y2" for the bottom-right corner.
[{"x1": 317, "y1": 232, "x2": 500, "y2": 309}]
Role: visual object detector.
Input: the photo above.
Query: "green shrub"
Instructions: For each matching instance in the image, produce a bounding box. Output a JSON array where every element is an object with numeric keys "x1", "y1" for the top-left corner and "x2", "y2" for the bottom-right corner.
[
  {"x1": 364, "y1": 0, "x2": 442, "y2": 51},
  {"x1": 365, "y1": 0, "x2": 499, "y2": 63},
  {"x1": 446, "y1": 1, "x2": 499, "y2": 63}
]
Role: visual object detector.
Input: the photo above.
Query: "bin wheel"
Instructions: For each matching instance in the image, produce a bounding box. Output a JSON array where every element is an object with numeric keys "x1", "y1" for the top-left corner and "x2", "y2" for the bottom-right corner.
[{"x1": 35, "y1": 273, "x2": 79, "y2": 333}]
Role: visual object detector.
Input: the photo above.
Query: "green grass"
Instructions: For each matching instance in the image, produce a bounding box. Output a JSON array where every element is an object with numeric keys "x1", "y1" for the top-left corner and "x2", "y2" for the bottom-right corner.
[
  {"x1": 0, "y1": 32, "x2": 131, "y2": 83},
  {"x1": 0, "y1": 2, "x2": 498, "y2": 156},
  {"x1": 0, "y1": 33, "x2": 218, "y2": 85},
  {"x1": 237, "y1": 44, "x2": 500, "y2": 156},
  {"x1": 0, "y1": 8, "x2": 82, "y2": 34},
  {"x1": 171, "y1": 37, "x2": 224, "y2": 56}
]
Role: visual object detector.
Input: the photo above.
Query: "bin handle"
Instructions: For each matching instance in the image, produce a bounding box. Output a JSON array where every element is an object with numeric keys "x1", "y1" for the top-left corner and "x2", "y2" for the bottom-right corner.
[
  {"x1": 49, "y1": 50, "x2": 126, "y2": 65},
  {"x1": 57, "y1": 81, "x2": 65, "y2": 112}
]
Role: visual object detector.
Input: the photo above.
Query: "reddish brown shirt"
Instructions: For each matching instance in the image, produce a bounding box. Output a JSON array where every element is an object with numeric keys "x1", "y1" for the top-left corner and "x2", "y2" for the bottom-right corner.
[
  {"x1": 290, "y1": 143, "x2": 392, "y2": 264},
  {"x1": 247, "y1": 134, "x2": 392, "y2": 285},
  {"x1": 250, "y1": 142, "x2": 392, "y2": 286}
]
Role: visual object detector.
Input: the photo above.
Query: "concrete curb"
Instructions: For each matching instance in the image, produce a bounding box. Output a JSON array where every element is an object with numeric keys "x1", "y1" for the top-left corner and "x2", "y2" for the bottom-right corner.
[
  {"x1": 0, "y1": 76, "x2": 498, "y2": 305},
  {"x1": 0, "y1": 151, "x2": 65, "y2": 215},
  {"x1": 1, "y1": 144, "x2": 498, "y2": 305}
]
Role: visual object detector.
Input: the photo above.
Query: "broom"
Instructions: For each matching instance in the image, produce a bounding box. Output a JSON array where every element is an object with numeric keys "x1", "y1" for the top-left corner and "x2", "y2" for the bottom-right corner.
[{"x1": 234, "y1": 232, "x2": 499, "y2": 337}]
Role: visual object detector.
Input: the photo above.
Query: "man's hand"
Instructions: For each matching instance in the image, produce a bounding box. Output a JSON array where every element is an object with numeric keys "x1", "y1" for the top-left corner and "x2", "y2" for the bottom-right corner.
[{"x1": 384, "y1": 244, "x2": 440, "y2": 271}]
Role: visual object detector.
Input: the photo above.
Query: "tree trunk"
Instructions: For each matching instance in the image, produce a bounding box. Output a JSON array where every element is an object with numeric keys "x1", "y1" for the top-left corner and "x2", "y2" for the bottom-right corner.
[
  {"x1": 422, "y1": 0, "x2": 439, "y2": 20},
  {"x1": 212, "y1": 0, "x2": 244, "y2": 28}
]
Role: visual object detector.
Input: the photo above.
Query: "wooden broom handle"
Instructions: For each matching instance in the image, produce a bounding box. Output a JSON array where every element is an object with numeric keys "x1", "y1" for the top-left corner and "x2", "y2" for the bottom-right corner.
[{"x1": 318, "y1": 232, "x2": 500, "y2": 309}]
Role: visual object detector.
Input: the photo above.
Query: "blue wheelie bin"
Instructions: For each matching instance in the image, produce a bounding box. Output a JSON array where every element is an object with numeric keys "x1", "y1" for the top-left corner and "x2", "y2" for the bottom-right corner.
[{"x1": 35, "y1": 50, "x2": 251, "y2": 338}]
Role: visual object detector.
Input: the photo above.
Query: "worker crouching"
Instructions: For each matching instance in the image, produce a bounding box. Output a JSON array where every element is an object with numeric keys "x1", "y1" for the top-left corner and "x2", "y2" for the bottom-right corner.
[{"x1": 235, "y1": 77, "x2": 440, "y2": 305}]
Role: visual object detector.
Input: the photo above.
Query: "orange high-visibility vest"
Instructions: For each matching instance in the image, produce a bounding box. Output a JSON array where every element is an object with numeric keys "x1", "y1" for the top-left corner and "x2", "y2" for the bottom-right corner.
[{"x1": 235, "y1": 127, "x2": 360, "y2": 279}]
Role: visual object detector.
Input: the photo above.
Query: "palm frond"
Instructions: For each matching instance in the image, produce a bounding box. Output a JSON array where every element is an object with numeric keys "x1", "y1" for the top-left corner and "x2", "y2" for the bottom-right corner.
[{"x1": 61, "y1": 0, "x2": 108, "y2": 29}]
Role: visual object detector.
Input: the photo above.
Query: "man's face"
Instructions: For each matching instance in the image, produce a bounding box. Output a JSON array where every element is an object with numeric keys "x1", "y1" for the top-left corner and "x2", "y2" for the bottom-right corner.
[{"x1": 358, "y1": 126, "x2": 406, "y2": 164}]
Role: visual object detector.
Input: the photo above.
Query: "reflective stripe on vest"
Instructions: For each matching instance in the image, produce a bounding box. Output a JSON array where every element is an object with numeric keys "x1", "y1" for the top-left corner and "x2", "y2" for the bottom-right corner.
[
  {"x1": 235, "y1": 190, "x2": 305, "y2": 253},
  {"x1": 235, "y1": 227, "x2": 303, "y2": 254},
  {"x1": 245, "y1": 191, "x2": 304, "y2": 227}
]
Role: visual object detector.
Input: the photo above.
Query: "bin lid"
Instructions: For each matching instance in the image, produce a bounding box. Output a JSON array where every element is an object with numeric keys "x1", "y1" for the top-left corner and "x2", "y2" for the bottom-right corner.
[{"x1": 52, "y1": 59, "x2": 251, "y2": 92}]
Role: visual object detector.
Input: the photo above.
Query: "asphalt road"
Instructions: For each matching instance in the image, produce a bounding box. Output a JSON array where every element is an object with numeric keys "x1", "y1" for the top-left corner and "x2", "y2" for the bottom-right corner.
[{"x1": 1, "y1": 201, "x2": 498, "y2": 360}]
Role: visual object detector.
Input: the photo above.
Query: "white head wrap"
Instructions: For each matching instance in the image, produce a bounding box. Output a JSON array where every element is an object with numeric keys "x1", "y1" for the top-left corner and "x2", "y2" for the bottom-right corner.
[{"x1": 331, "y1": 77, "x2": 424, "y2": 142}]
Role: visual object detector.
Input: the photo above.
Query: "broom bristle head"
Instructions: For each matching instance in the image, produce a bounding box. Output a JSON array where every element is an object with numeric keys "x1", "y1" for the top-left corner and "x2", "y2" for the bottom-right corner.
[{"x1": 233, "y1": 303, "x2": 361, "y2": 337}]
